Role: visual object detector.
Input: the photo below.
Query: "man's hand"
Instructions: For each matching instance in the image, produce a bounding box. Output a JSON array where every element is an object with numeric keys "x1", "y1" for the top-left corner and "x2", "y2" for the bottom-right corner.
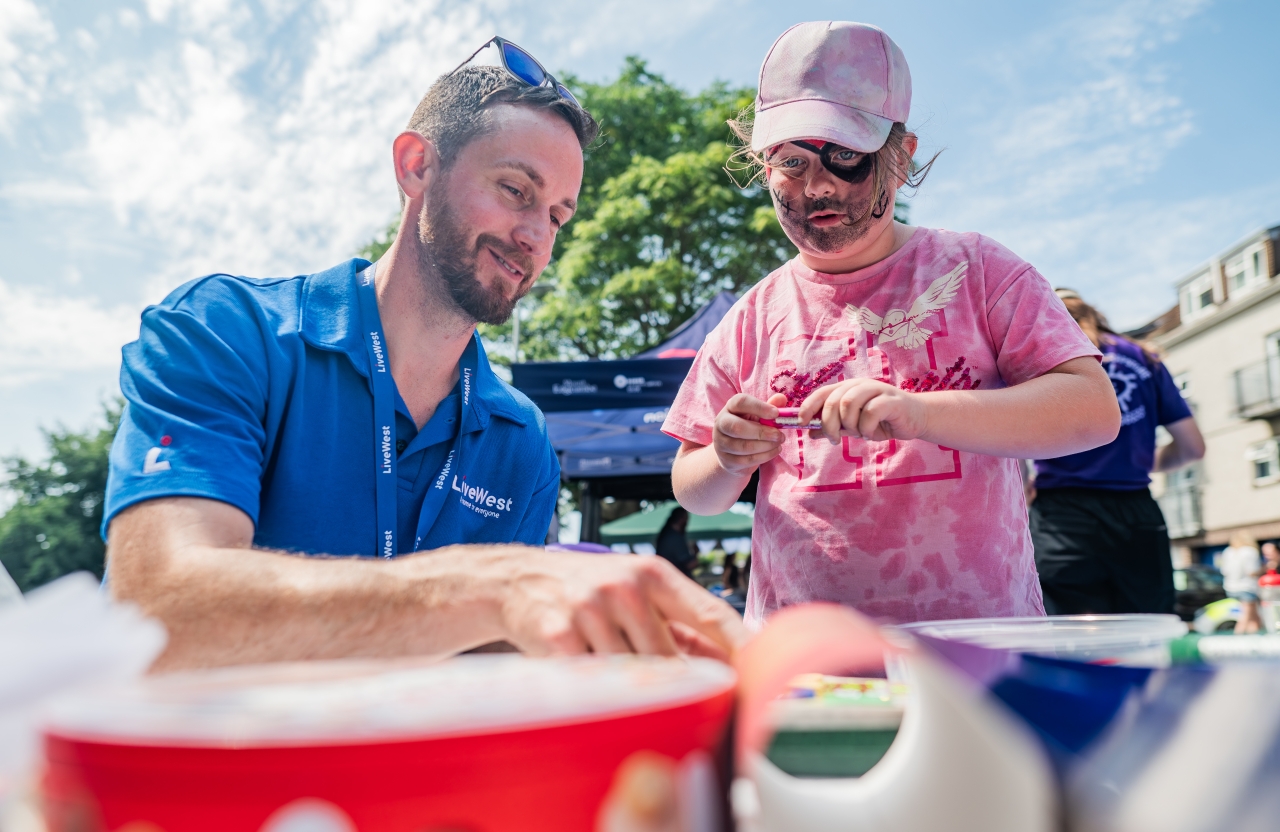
[
  {"x1": 108, "y1": 497, "x2": 748, "y2": 670},
  {"x1": 497, "y1": 552, "x2": 749, "y2": 662},
  {"x1": 712, "y1": 393, "x2": 787, "y2": 475},
  {"x1": 796, "y1": 378, "x2": 928, "y2": 444}
]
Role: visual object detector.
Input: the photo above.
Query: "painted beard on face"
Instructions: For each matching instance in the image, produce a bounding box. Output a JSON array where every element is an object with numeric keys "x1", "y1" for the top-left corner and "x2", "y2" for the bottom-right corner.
[
  {"x1": 771, "y1": 185, "x2": 891, "y2": 256},
  {"x1": 415, "y1": 179, "x2": 537, "y2": 326}
]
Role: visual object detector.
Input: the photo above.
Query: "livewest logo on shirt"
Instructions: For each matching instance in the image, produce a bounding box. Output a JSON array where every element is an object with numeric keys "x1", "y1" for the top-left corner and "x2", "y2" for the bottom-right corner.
[{"x1": 451, "y1": 475, "x2": 514, "y2": 520}]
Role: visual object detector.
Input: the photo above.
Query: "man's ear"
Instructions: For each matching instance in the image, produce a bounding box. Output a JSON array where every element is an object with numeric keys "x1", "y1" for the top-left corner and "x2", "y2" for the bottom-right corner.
[{"x1": 393, "y1": 130, "x2": 440, "y2": 202}]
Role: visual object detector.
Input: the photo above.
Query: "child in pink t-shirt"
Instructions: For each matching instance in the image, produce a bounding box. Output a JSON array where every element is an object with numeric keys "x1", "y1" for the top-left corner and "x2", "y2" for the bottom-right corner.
[{"x1": 664, "y1": 22, "x2": 1119, "y2": 627}]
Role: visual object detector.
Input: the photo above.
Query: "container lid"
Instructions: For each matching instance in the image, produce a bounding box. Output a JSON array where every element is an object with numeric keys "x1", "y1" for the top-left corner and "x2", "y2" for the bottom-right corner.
[
  {"x1": 1260, "y1": 571, "x2": 1280, "y2": 586},
  {"x1": 894, "y1": 615, "x2": 1187, "y2": 655},
  {"x1": 42, "y1": 655, "x2": 735, "y2": 748}
]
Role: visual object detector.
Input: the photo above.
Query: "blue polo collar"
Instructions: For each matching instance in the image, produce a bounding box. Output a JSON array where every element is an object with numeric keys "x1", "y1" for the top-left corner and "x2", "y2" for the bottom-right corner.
[{"x1": 299, "y1": 258, "x2": 529, "y2": 428}]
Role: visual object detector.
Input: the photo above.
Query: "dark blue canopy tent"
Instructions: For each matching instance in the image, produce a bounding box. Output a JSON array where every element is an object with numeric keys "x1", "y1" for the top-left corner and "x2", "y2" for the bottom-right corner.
[
  {"x1": 510, "y1": 291, "x2": 749, "y2": 541},
  {"x1": 634, "y1": 290, "x2": 739, "y2": 359}
]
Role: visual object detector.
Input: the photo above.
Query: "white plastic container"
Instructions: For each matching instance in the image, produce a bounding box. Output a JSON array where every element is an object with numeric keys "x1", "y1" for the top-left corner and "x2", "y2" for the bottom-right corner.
[{"x1": 895, "y1": 615, "x2": 1188, "y2": 668}]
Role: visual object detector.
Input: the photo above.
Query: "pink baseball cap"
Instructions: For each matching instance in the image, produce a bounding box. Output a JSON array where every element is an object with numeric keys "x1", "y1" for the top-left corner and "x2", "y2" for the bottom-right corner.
[{"x1": 752, "y1": 21, "x2": 911, "y2": 154}]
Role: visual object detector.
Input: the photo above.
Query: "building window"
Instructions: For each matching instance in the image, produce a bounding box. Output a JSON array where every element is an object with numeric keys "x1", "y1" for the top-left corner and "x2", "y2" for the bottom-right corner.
[
  {"x1": 1160, "y1": 463, "x2": 1203, "y2": 539},
  {"x1": 1229, "y1": 244, "x2": 1270, "y2": 300},
  {"x1": 1227, "y1": 254, "x2": 1247, "y2": 293},
  {"x1": 1181, "y1": 271, "x2": 1216, "y2": 319},
  {"x1": 1246, "y1": 244, "x2": 1267, "y2": 283},
  {"x1": 1248, "y1": 439, "x2": 1280, "y2": 486}
]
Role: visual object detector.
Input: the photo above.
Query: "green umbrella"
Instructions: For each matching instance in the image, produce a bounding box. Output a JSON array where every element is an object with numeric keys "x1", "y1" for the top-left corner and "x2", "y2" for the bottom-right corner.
[{"x1": 599, "y1": 500, "x2": 753, "y2": 545}]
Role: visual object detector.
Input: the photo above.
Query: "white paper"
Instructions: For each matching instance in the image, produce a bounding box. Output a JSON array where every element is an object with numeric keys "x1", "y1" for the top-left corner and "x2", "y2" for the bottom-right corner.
[{"x1": 0, "y1": 572, "x2": 166, "y2": 799}]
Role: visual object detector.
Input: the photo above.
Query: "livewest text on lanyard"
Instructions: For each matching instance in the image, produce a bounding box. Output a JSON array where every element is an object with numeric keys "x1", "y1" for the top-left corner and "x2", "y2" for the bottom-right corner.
[{"x1": 357, "y1": 263, "x2": 475, "y2": 557}]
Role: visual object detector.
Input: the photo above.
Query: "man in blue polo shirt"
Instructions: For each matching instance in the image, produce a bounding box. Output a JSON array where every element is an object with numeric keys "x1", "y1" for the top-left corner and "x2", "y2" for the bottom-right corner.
[{"x1": 104, "y1": 42, "x2": 746, "y2": 669}]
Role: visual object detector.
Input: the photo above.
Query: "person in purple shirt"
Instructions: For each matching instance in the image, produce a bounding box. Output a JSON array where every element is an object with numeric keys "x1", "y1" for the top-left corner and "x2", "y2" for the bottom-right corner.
[{"x1": 1030, "y1": 290, "x2": 1206, "y2": 614}]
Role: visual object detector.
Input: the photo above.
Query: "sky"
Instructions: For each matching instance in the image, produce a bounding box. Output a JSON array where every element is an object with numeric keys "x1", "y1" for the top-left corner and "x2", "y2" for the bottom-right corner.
[{"x1": 1, "y1": 0, "x2": 1278, "y2": 463}]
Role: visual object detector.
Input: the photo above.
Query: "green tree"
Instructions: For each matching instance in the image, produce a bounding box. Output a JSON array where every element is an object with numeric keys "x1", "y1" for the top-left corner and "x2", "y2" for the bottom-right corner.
[
  {"x1": 359, "y1": 220, "x2": 399, "y2": 263},
  {"x1": 526, "y1": 142, "x2": 787, "y2": 359},
  {"x1": 520, "y1": 60, "x2": 791, "y2": 360},
  {"x1": 0, "y1": 401, "x2": 121, "y2": 592}
]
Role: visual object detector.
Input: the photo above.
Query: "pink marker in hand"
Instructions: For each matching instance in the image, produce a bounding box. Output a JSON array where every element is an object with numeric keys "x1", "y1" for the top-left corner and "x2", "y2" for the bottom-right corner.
[{"x1": 761, "y1": 407, "x2": 824, "y2": 430}]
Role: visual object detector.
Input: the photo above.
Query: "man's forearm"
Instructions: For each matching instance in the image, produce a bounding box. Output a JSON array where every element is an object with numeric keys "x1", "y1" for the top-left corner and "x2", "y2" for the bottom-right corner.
[
  {"x1": 672, "y1": 443, "x2": 754, "y2": 516},
  {"x1": 108, "y1": 500, "x2": 513, "y2": 669},
  {"x1": 108, "y1": 497, "x2": 750, "y2": 669},
  {"x1": 917, "y1": 364, "x2": 1119, "y2": 459}
]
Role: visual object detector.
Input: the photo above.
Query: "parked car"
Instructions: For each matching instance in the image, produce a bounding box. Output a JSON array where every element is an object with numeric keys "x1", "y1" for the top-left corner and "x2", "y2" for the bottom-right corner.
[
  {"x1": 1193, "y1": 597, "x2": 1242, "y2": 635},
  {"x1": 1173, "y1": 564, "x2": 1227, "y2": 622}
]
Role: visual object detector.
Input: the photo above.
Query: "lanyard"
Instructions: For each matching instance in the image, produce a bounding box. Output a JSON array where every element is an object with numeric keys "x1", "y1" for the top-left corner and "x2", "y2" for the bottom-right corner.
[{"x1": 357, "y1": 264, "x2": 477, "y2": 557}]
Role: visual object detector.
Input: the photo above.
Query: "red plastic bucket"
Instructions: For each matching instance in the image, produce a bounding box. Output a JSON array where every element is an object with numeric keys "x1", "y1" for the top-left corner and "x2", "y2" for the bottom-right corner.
[{"x1": 40, "y1": 656, "x2": 736, "y2": 832}]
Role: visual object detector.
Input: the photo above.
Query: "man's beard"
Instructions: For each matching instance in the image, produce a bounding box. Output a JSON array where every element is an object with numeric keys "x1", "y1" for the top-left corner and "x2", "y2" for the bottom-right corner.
[
  {"x1": 771, "y1": 187, "x2": 890, "y2": 256},
  {"x1": 414, "y1": 184, "x2": 536, "y2": 325}
]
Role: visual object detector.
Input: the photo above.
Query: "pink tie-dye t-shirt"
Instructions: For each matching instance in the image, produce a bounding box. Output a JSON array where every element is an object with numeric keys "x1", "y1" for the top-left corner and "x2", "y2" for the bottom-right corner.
[{"x1": 663, "y1": 228, "x2": 1100, "y2": 628}]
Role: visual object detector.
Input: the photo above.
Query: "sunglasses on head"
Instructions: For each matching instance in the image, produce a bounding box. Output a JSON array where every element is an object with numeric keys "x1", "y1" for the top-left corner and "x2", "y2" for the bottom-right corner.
[{"x1": 449, "y1": 36, "x2": 581, "y2": 108}]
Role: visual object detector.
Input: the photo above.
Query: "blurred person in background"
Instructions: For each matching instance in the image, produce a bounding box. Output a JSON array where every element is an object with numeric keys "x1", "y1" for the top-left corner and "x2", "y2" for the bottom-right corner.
[
  {"x1": 1220, "y1": 531, "x2": 1263, "y2": 634},
  {"x1": 1029, "y1": 289, "x2": 1205, "y2": 615},
  {"x1": 719, "y1": 555, "x2": 749, "y2": 615},
  {"x1": 1263, "y1": 541, "x2": 1280, "y2": 574},
  {"x1": 655, "y1": 508, "x2": 695, "y2": 577}
]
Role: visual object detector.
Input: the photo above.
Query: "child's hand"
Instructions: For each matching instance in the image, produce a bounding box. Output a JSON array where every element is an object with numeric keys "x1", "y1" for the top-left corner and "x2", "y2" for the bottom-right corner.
[
  {"x1": 797, "y1": 379, "x2": 929, "y2": 444},
  {"x1": 712, "y1": 393, "x2": 788, "y2": 475}
]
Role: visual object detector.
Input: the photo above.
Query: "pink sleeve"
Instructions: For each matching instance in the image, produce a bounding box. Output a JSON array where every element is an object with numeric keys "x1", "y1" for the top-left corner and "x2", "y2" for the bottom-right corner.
[
  {"x1": 986, "y1": 260, "x2": 1101, "y2": 387},
  {"x1": 662, "y1": 311, "x2": 744, "y2": 447}
]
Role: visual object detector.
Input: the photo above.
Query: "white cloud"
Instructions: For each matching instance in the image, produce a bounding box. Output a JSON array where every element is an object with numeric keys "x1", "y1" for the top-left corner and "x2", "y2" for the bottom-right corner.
[
  {"x1": 966, "y1": 181, "x2": 1280, "y2": 329},
  {"x1": 61, "y1": 0, "x2": 729, "y2": 300},
  {"x1": 0, "y1": 180, "x2": 98, "y2": 204},
  {"x1": 0, "y1": 0, "x2": 730, "y2": 403},
  {"x1": 0, "y1": 0, "x2": 724, "y2": 417},
  {"x1": 0, "y1": 0, "x2": 56, "y2": 130},
  {"x1": 915, "y1": 0, "x2": 1227, "y2": 325},
  {"x1": 0, "y1": 0, "x2": 733, "y2": 462},
  {"x1": 985, "y1": 71, "x2": 1194, "y2": 206},
  {"x1": 76, "y1": 0, "x2": 501, "y2": 298},
  {"x1": 956, "y1": 0, "x2": 1210, "y2": 205},
  {"x1": 0, "y1": 282, "x2": 137, "y2": 389}
]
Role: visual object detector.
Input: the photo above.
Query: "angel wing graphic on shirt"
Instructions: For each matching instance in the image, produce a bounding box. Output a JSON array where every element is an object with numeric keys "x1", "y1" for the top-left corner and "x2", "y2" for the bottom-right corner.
[{"x1": 845, "y1": 262, "x2": 968, "y2": 349}]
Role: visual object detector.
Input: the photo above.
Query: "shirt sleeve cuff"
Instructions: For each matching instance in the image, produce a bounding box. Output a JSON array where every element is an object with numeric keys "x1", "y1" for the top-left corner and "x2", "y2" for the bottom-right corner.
[{"x1": 103, "y1": 476, "x2": 260, "y2": 540}]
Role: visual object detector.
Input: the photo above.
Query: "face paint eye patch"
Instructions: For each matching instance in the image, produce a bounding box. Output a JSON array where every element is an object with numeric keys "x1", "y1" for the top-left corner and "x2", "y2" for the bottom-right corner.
[
  {"x1": 821, "y1": 147, "x2": 874, "y2": 183},
  {"x1": 785, "y1": 141, "x2": 875, "y2": 183}
]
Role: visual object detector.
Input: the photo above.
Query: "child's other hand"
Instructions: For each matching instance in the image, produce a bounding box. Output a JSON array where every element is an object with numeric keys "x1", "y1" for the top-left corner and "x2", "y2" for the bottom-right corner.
[
  {"x1": 797, "y1": 380, "x2": 928, "y2": 445},
  {"x1": 712, "y1": 393, "x2": 787, "y2": 475}
]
